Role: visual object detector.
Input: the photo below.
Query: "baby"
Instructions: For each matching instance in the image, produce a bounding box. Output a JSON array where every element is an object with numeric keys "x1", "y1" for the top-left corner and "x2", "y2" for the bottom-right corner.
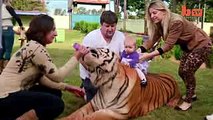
[{"x1": 120, "y1": 35, "x2": 149, "y2": 86}]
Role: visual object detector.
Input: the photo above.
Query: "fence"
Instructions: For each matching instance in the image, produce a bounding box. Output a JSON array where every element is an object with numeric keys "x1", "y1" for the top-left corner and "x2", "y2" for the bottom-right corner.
[
  {"x1": 19, "y1": 15, "x2": 213, "y2": 36},
  {"x1": 117, "y1": 19, "x2": 145, "y2": 33},
  {"x1": 118, "y1": 19, "x2": 213, "y2": 35}
]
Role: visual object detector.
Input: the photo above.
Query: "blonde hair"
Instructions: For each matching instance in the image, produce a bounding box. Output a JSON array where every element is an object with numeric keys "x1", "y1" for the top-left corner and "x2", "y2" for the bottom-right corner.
[
  {"x1": 124, "y1": 35, "x2": 136, "y2": 49},
  {"x1": 145, "y1": 0, "x2": 171, "y2": 40}
]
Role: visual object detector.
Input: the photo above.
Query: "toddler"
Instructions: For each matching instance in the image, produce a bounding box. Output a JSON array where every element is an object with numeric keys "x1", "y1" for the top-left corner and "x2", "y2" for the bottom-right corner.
[{"x1": 121, "y1": 35, "x2": 149, "y2": 86}]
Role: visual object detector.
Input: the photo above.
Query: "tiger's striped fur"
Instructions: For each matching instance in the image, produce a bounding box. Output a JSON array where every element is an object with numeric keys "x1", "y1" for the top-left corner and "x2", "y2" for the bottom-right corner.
[{"x1": 61, "y1": 48, "x2": 181, "y2": 120}]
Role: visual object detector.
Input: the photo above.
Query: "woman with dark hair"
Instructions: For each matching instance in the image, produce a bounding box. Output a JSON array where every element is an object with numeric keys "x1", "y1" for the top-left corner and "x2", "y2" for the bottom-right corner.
[{"x1": 0, "y1": 14, "x2": 88, "y2": 120}]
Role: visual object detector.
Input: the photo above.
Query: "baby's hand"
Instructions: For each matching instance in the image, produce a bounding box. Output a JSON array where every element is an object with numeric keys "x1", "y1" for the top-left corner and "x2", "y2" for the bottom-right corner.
[
  {"x1": 121, "y1": 60, "x2": 130, "y2": 66},
  {"x1": 136, "y1": 48, "x2": 141, "y2": 53}
]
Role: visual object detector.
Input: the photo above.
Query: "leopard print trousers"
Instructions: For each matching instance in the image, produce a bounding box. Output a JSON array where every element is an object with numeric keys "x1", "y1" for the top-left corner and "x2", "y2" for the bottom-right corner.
[{"x1": 178, "y1": 46, "x2": 212, "y2": 103}]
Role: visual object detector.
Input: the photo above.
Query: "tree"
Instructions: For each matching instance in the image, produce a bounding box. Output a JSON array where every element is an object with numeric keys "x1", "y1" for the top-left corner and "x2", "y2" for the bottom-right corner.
[
  {"x1": 144, "y1": 0, "x2": 150, "y2": 34},
  {"x1": 0, "y1": 0, "x2": 2, "y2": 49},
  {"x1": 164, "y1": 0, "x2": 213, "y2": 22},
  {"x1": 114, "y1": 0, "x2": 120, "y2": 15},
  {"x1": 120, "y1": 0, "x2": 145, "y2": 19},
  {"x1": 123, "y1": 0, "x2": 127, "y2": 31},
  {"x1": 11, "y1": 0, "x2": 46, "y2": 12},
  {"x1": 205, "y1": 0, "x2": 213, "y2": 22}
]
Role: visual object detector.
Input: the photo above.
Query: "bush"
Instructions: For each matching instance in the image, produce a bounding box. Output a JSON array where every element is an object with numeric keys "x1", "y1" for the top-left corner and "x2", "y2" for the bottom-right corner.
[
  {"x1": 205, "y1": 48, "x2": 213, "y2": 69},
  {"x1": 210, "y1": 32, "x2": 213, "y2": 42},
  {"x1": 73, "y1": 22, "x2": 80, "y2": 30},
  {"x1": 136, "y1": 37, "x2": 142, "y2": 48},
  {"x1": 174, "y1": 45, "x2": 183, "y2": 60},
  {"x1": 73, "y1": 21, "x2": 99, "y2": 34},
  {"x1": 136, "y1": 37, "x2": 173, "y2": 59},
  {"x1": 81, "y1": 22, "x2": 88, "y2": 33},
  {"x1": 161, "y1": 50, "x2": 173, "y2": 59},
  {"x1": 155, "y1": 40, "x2": 173, "y2": 59},
  {"x1": 87, "y1": 23, "x2": 99, "y2": 33}
]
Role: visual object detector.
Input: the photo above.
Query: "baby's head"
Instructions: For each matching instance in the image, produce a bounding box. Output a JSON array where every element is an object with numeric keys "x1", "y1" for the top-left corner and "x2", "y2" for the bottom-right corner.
[{"x1": 124, "y1": 35, "x2": 136, "y2": 54}]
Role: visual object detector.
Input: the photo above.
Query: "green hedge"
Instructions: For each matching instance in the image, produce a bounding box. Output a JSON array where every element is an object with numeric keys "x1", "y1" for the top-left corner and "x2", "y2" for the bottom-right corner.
[
  {"x1": 205, "y1": 47, "x2": 213, "y2": 69},
  {"x1": 73, "y1": 21, "x2": 100, "y2": 34},
  {"x1": 136, "y1": 37, "x2": 142, "y2": 47},
  {"x1": 174, "y1": 45, "x2": 183, "y2": 60},
  {"x1": 136, "y1": 38, "x2": 174, "y2": 59}
]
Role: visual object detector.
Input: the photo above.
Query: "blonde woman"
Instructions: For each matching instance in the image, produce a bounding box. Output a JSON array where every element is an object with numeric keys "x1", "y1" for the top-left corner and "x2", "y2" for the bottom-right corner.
[{"x1": 138, "y1": 0, "x2": 212, "y2": 111}]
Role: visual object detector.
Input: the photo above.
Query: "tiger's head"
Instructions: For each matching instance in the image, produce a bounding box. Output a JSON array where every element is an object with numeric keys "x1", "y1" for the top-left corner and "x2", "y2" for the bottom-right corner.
[{"x1": 80, "y1": 48, "x2": 119, "y2": 87}]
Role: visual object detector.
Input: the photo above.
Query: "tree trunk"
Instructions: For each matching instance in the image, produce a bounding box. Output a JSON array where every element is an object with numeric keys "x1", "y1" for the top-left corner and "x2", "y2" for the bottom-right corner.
[
  {"x1": 172, "y1": 0, "x2": 177, "y2": 12},
  {"x1": 0, "y1": 0, "x2": 2, "y2": 49},
  {"x1": 123, "y1": 0, "x2": 127, "y2": 31},
  {"x1": 114, "y1": 0, "x2": 120, "y2": 14},
  {"x1": 144, "y1": 0, "x2": 149, "y2": 34}
]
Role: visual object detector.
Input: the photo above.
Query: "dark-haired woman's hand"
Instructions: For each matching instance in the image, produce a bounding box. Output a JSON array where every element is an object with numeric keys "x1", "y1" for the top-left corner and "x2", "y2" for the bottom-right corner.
[{"x1": 74, "y1": 45, "x2": 89, "y2": 60}]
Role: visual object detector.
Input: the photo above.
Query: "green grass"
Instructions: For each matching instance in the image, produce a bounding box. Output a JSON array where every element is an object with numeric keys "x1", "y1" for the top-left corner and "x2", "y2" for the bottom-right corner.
[{"x1": 13, "y1": 30, "x2": 213, "y2": 120}]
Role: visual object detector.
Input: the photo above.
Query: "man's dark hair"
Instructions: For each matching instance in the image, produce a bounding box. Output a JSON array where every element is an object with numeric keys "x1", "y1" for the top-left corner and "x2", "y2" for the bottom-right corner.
[
  {"x1": 100, "y1": 10, "x2": 118, "y2": 25},
  {"x1": 25, "y1": 14, "x2": 54, "y2": 46}
]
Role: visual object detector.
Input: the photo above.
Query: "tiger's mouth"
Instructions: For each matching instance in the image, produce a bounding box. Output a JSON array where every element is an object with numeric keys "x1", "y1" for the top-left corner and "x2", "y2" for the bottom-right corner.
[
  {"x1": 80, "y1": 56, "x2": 89, "y2": 69},
  {"x1": 79, "y1": 51, "x2": 96, "y2": 72}
]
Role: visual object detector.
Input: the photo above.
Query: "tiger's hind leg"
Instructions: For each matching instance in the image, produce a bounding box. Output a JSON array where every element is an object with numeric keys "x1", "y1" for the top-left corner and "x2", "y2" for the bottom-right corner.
[
  {"x1": 155, "y1": 73, "x2": 181, "y2": 108},
  {"x1": 59, "y1": 103, "x2": 95, "y2": 120},
  {"x1": 166, "y1": 83, "x2": 181, "y2": 108},
  {"x1": 83, "y1": 109, "x2": 127, "y2": 120},
  {"x1": 167, "y1": 95, "x2": 181, "y2": 108}
]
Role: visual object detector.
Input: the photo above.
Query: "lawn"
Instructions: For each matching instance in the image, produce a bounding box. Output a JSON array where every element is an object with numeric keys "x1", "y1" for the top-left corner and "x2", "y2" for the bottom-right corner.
[{"x1": 13, "y1": 30, "x2": 213, "y2": 120}]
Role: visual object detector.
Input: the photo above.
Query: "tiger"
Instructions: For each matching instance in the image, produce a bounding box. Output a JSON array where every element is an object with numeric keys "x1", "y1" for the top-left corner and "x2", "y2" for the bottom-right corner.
[{"x1": 60, "y1": 48, "x2": 181, "y2": 120}]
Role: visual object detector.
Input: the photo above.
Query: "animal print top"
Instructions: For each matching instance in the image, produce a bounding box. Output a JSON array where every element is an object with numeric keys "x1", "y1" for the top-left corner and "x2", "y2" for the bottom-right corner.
[{"x1": 0, "y1": 41, "x2": 78, "y2": 98}]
